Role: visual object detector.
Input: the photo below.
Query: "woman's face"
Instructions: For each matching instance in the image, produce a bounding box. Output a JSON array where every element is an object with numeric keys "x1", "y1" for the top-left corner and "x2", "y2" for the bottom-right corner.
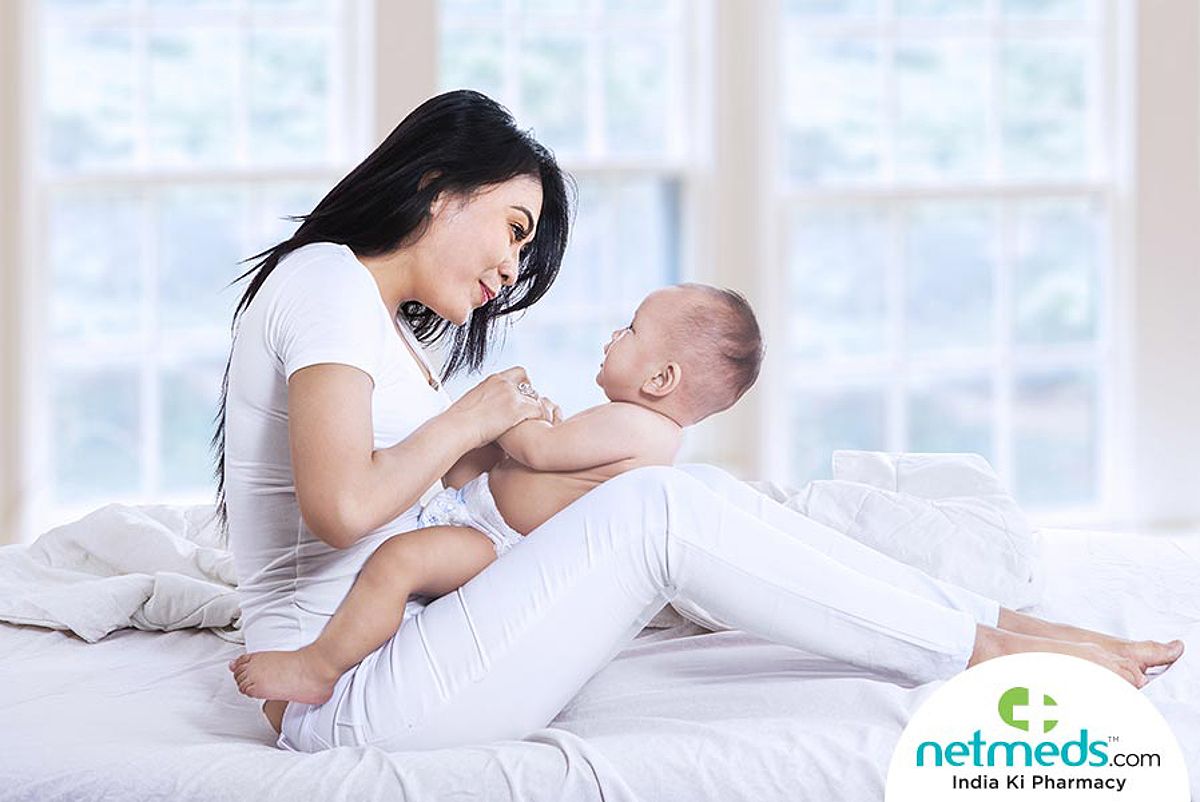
[{"x1": 413, "y1": 175, "x2": 544, "y2": 326}]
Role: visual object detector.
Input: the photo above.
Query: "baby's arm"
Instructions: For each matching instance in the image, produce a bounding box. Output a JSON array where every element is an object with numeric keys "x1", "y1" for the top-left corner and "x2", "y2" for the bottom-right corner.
[
  {"x1": 443, "y1": 442, "x2": 505, "y2": 489},
  {"x1": 229, "y1": 526, "x2": 497, "y2": 705},
  {"x1": 495, "y1": 402, "x2": 661, "y2": 472}
]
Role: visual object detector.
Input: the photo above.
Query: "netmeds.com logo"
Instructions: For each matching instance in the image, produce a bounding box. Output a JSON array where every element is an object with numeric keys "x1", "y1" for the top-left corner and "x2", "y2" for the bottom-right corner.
[
  {"x1": 885, "y1": 653, "x2": 1189, "y2": 800},
  {"x1": 915, "y1": 684, "x2": 1112, "y2": 768}
]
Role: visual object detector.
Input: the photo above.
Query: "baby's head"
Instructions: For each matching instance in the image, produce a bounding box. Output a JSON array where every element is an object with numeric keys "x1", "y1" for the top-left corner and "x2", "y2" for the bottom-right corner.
[{"x1": 595, "y1": 283, "x2": 764, "y2": 426}]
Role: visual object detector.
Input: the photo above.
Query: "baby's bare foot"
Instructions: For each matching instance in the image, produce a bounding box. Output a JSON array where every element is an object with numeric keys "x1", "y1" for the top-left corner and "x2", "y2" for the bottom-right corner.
[
  {"x1": 228, "y1": 647, "x2": 342, "y2": 705},
  {"x1": 972, "y1": 627, "x2": 1147, "y2": 688}
]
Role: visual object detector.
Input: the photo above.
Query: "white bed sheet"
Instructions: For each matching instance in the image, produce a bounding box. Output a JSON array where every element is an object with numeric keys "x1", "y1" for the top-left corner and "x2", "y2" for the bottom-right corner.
[{"x1": 2, "y1": 526, "x2": 1198, "y2": 802}]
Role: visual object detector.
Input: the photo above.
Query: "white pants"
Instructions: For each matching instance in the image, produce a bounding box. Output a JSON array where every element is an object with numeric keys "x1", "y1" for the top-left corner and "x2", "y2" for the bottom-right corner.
[{"x1": 278, "y1": 463, "x2": 1001, "y2": 753}]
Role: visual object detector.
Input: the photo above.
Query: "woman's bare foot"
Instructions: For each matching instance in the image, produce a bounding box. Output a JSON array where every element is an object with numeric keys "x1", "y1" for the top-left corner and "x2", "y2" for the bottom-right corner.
[
  {"x1": 998, "y1": 609, "x2": 1185, "y2": 672},
  {"x1": 969, "y1": 625, "x2": 1149, "y2": 688},
  {"x1": 229, "y1": 645, "x2": 343, "y2": 705}
]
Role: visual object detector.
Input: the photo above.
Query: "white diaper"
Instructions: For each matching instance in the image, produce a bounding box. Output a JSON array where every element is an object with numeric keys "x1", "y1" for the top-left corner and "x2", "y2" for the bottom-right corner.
[{"x1": 417, "y1": 472, "x2": 525, "y2": 557}]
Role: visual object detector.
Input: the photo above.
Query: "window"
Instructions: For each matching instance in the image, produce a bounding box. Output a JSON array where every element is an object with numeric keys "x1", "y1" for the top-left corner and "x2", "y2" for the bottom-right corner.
[
  {"x1": 29, "y1": 0, "x2": 366, "y2": 534},
  {"x1": 437, "y1": 0, "x2": 701, "y2": 422},
  {"x1": 775, "y1": 0, "x2": 1112, "y2": 512}
]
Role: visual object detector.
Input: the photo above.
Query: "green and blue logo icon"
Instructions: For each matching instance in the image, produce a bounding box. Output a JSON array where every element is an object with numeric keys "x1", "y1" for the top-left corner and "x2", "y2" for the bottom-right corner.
[{"x1": 998, "y1": 686, "x2": 1058, "y2": 734}]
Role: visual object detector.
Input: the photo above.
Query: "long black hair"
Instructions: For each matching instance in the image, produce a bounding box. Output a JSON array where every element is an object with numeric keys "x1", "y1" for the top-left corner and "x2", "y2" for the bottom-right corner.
[{"x1": 210, "y1": 90, "x2": 574, "y2": 536}]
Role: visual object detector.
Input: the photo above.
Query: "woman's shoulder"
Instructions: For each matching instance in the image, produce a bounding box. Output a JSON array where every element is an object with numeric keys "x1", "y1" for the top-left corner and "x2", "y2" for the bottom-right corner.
[
  {"x1": 273, "y1": 242, "x2": 371, "y2": 287},
  {"x1": 257, "y1": 242, "x2": 381, "y2": 316}
]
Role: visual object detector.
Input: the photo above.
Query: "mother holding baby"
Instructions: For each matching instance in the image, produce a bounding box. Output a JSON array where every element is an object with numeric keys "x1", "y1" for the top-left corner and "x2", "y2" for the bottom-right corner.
[{"x1": 217, "y1": 90, "x2": 1182, "y2": 753}]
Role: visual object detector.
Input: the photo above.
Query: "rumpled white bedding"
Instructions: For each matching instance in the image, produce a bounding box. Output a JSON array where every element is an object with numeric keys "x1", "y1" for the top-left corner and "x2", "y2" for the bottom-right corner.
[
  {"x1": 1, "y1": 458, "x2": 1198, "y2": 801},
  {"x1": 0, "y1": 503, "x2": 242, "y2": 644}
]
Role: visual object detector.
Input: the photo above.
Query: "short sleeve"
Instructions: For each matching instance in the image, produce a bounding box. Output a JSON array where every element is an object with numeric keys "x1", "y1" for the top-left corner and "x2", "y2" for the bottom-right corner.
[{"x1": 266, "y1": 249, "x2": 387, "y2": 386}]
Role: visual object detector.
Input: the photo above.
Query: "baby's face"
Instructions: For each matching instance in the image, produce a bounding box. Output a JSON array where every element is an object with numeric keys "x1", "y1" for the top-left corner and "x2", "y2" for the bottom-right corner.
[{"x1": 595, "y1": 287, "x2": 683, "y2": 401}]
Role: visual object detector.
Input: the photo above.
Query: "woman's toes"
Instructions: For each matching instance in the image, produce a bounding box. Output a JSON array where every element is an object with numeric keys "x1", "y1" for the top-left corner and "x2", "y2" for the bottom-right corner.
[{"x1": 1137, "y1": 639, "x2": 1185, "y2": 667}]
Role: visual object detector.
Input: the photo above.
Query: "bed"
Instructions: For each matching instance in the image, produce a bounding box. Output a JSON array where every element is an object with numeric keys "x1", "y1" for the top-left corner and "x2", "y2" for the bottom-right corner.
[{"x1": 2, "y1": 499, "x2": 1198, "y2": 801}]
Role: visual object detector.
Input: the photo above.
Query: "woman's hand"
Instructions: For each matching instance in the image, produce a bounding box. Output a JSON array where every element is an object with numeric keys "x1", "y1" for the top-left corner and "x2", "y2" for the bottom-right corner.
[
  {"x1": 538, "y1": 396, "x2": 563, "y2": 425},
  {"x1": 448, "y1": 366, "x2": 549, "y2": 448}
]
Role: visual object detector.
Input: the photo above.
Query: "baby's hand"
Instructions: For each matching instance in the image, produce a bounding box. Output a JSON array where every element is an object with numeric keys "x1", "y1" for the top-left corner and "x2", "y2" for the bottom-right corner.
[{"x1": 538, "y1": 396, "x2": 563, "y2": 425}]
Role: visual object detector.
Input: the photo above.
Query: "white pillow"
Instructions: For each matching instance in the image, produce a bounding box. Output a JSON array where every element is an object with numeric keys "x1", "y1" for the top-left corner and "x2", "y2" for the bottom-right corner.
[
  {"x1": 655, "y1": 451, "x2": 1043, "y2": 632},
  {"x1": 825, "y1": 449, "x2": 1042, "y2": 608}
]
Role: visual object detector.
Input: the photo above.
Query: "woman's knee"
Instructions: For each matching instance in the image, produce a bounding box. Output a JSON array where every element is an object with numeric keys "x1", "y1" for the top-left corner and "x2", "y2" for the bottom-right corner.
[
  {"x1": 675, "y1": 462, "x2": 733, "y2": 486},
  {"x1": 592, "y1": 465, "x2": 716, "y2": 533},
  {"x1": 603, "y1": 464, "x2": 707, "y2": 499}
]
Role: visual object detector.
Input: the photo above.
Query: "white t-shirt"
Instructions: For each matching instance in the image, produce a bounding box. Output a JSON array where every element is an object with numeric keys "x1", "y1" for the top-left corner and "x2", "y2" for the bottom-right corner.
[{"x1": 224, "y1": 241, "x2": 454, "y2": 653}]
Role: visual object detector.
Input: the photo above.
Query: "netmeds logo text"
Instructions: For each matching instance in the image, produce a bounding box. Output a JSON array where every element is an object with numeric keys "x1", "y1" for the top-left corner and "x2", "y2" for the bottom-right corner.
[{"x1": 914, "y1": 685, "x2": 1110, "y2": 768}]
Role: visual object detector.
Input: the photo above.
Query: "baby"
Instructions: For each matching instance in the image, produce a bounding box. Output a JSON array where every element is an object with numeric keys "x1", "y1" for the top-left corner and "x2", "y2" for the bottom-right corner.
[{"x1": 229, "y1": 283, "x2": 764, "y2": 705}]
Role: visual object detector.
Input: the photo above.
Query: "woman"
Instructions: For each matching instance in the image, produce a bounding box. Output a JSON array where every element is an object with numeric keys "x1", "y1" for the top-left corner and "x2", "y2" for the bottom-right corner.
[{"x1": 215, "y1": 90, "x2": 1183, "y2": 753}]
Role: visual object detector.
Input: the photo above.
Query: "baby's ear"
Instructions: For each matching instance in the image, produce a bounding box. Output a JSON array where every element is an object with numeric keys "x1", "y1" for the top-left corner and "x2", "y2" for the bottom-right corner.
[{"x1": 643, "y1": 362, "x2": 682, "y2": 398}]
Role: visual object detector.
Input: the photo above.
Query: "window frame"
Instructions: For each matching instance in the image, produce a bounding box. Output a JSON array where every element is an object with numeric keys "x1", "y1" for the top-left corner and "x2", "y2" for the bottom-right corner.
[
  {"x1": 759, "y1": 0, "x2": 1124, "y2": 524},
  {"x1": 19, "y1": 0, "x2": 373, "y2": 538}
]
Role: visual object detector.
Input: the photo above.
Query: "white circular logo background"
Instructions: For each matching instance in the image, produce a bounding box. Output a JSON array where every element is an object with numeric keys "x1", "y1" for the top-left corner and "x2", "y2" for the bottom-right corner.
[{"x1": 885, "y1": 653, "x2": 1188, "y2": 800}]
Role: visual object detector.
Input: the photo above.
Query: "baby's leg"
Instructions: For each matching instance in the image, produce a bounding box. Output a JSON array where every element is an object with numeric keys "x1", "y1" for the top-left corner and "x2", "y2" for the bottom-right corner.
[{"x1": 231, "y1": 530, "x2": 441, "y2": 705}]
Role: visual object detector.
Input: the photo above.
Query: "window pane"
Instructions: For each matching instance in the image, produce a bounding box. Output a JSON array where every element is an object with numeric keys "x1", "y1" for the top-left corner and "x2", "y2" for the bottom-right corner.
[
  {"x1": 41, "y1": 27, "x2": 136, "y2": 171},
  {"x1": 442, "y1": 1, "x2": 689, "y2": 164},
  {"x1": 440, "y1": 28, "x2": 506, "y2": 99},
  {"x1": 249, "y1": 0, "x2": 329, "y2": 9},
  {"x1": 248, "y1": 30, "x2": 332, "y2": 165},
  {"x1": 150, "y1": 0, "x2": 237, "y2": 10},
  {"x1": 788, "y1": 206, "x2": 888, "y2": 358},
  {"x1": 519, "y1": 32, "x2": 588, "y2": 156},
  {"x1": 159, "y1": 186, "x2": 247, "y2": 335},
  {"x1": 904, "y1": 202, "x2": 995, "y2": 352},
  {"x1": 792, "y1": 386, "x2": 887, "y2": 484},
  {"x1": 442, "y1": 0, "x2": 503, "y2": 12},
  {"x1": 897, "y1": 0, "x2": 985, "y2": 16},
  {"x1": 1002, "y1": 41, "x2": 1091, "y2": 180},
  {"x1": 49, "y1": 192, "x2": 143, "y2": 341},
  {"x1": 1003, "y1": 0, "x2": 1094, "y2": 20},
  {"x1": 907, "y1": 375, "x2": 994, "y2": 460},
  {"x1": 45, "y1": 0, "x2": 131, "y2": 9},
  {"x1": 249, "y1": 182, "x2": 329, "y2": 256},
  {"x1": 148, "y1": 30, "x2": 238, "y2": 167},
  {"x1": 52, "y1": 365, "x2": 141, "y2": 504},
  {"x1": 895, "y1": 43, "x2": 988, "y2": 182},
  {"x1": 1013, "y1": 198, "x2": 1100, "y2": 345},
  {"x1": 602, "y1": 0, "x2": 675, "y2": 16},
  {"x1": 518, "y1": 0, "x2": 587, "y2": 14},
  {"x1": 161, "y1": 361, "x2": 224, "y2": 493},
  {"x1": 782, "y1": 38, "x2": 881, "y2": 186},
  {"x1": 1013, "y1": 368, "x2": 1097, "y2": 505},
  {"x1": 604, "y1": 34, "x2": 672, "y2": 157},
  {"x1": 785, "y1": 0, "x2": 877, "y2": 17}
]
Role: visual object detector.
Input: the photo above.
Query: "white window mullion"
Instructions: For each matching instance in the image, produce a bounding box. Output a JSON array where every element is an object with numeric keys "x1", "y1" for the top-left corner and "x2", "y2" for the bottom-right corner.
[
  {"x1": 887, "y1": 202, "x2": 907, "y2": 452},
  {"x1": 983, "y1": 0, "x2": 1000, "y2": 181},
  {"x1": 503, "y1": 0, "x2": 520, "y2": 120},
  {"x1": 995, "y1": 198, "x2": 1015, "y2": 490},
  {"x1": 133, "y1": 0, "x2": 150, "y2": 170},
  {"x1": 586, "y1": 0, "x2": 604, "y2": 159},
  {"x1": 234, "y1": 0, "x2": 249, "y2": 166},
  {"x1": 141, "y1": 189, "x2": 160, "y2": 498},
  {"x1": 880, "y1": 1, "x2": 897, "y2": 186}
]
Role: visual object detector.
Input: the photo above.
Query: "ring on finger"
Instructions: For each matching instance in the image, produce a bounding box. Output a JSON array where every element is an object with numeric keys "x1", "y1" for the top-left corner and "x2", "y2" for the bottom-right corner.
[{"x1": 517, "y1": 381, "x2": 539, "y2": 399}]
